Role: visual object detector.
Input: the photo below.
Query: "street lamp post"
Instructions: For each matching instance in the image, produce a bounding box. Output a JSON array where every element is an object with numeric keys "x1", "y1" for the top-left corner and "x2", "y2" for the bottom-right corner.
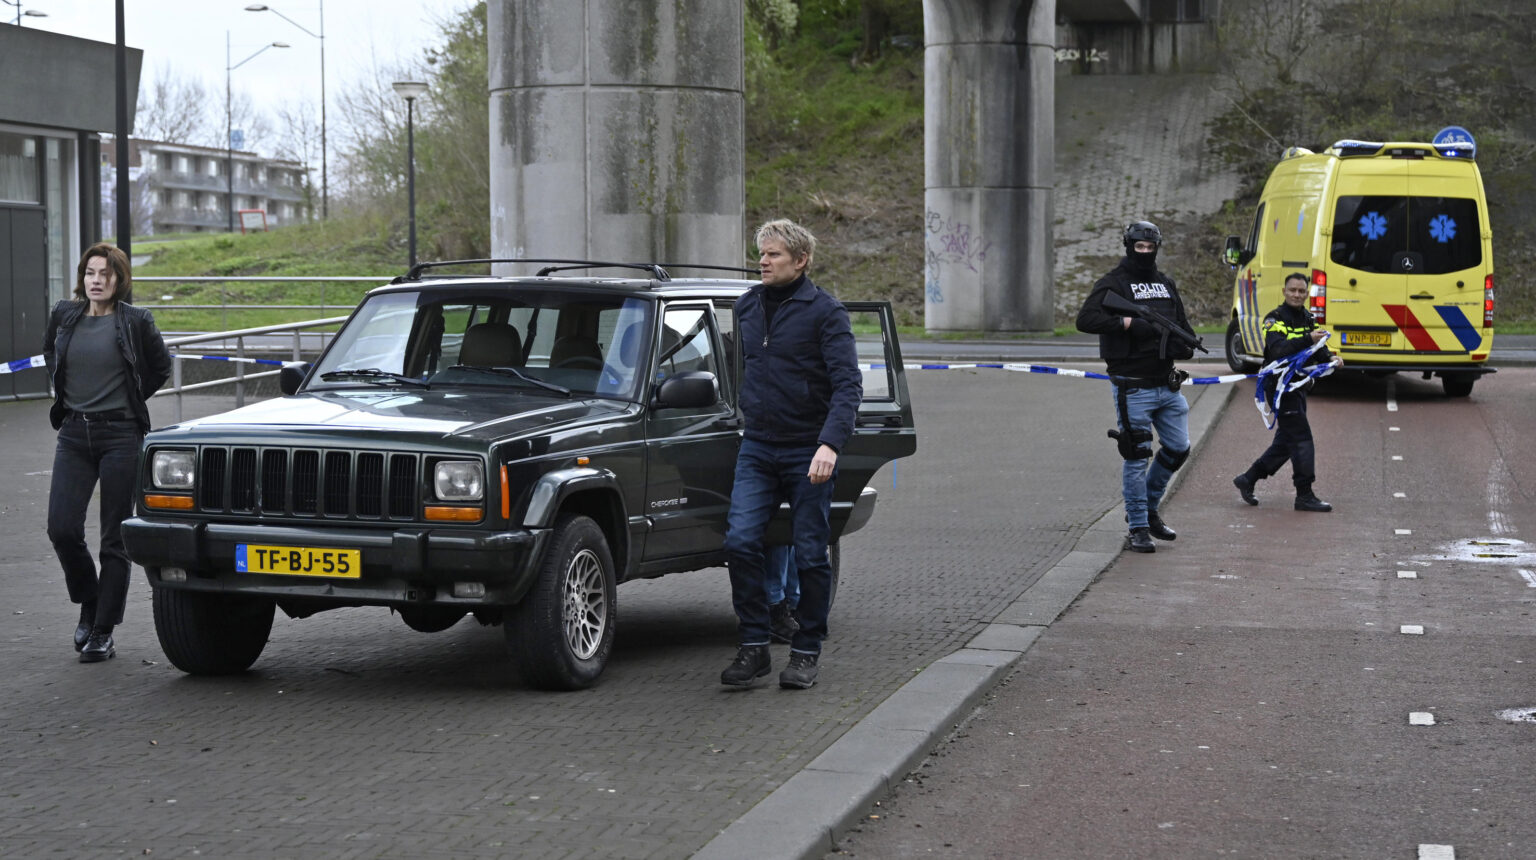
[
  {"x1": 1, "y1": 1, "x2": 48, "y2": 25},
  {"x1": 245, "y1": 2, "x2": 326, "y2": 220},
  {"x1": 392, "y1": 81, "x2": 428, "y2": 268},
  {"x1": 226, "y1": 33, "x2": 288, "y2": 233}
]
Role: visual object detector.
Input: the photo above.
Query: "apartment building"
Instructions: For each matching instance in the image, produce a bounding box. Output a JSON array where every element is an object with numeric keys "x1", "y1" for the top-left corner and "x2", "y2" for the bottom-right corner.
[{"x1": 100, "y1": 138, "x2": 309, "y2": 235}]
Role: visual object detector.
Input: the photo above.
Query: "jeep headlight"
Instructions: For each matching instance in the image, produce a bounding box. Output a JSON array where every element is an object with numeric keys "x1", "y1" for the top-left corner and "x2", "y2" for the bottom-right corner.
[
  {"x1": 151, "y1": 450, "x2": 196, "y2": 490},
  {"x1": 433, "y1": 460, "x2": 484, "y2": 501}
]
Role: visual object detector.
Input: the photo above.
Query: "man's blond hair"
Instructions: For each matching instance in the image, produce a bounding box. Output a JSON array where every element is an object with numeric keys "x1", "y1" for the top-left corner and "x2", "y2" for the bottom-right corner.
[{"x1": 754, "y1": 219, "x2": 816, "y2": 270}]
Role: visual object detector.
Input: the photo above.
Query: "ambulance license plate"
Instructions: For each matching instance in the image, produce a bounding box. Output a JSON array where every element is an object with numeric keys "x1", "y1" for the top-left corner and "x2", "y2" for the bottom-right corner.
[
  {"x1": 236, "y1": 544, "x2": 361, "y2": 578},
  {"x1": 1343, "y1": 331, "x2": 1391, "y2": 346}
]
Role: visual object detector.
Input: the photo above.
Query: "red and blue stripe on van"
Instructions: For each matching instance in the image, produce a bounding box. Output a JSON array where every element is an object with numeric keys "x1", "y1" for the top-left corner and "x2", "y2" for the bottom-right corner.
[
  {"x1": 1237, "y1": 269, "x2": 1261, "y2": 350},
  {"x1": 1380, "y1": 304, "x2": 1482, "y2": 352}
]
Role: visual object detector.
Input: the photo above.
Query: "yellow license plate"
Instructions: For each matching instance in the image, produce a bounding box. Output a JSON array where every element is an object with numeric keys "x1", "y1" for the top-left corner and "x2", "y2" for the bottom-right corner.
[
  {"x1": 237, "y1": 544, "x2": 361, "y2": 578},
  {"x1": 1342, "y1": 331, "x2": 1392, "y2": 346}
]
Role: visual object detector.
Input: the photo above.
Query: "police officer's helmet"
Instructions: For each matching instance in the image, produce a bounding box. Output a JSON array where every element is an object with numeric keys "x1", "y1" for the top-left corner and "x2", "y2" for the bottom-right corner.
[{"x1": 1123, "y1": 220, "x2": 1162, "y2": 252}]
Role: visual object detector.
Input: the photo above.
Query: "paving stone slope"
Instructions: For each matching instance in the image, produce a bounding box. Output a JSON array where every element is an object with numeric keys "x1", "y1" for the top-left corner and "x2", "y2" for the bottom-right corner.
[{"x1": 1054, "y1": 73, "x2": 1242, "y2": 316}]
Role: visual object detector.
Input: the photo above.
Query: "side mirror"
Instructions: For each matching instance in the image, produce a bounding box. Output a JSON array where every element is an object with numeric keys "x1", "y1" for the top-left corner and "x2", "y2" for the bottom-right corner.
[
  {"x1": 1222, "y1": 236, "x2": 1248, "y2": 267},
  {"x1": 279, "y1": 362, "x2": 312, "y2": 395},
  {"x1": 653, "y1": 370, "x2": 718, "y2": 409}
]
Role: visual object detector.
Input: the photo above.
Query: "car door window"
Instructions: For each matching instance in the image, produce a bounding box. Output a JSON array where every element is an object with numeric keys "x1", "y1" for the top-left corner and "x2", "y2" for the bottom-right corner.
[{"x1": 657, "y1": 305, "x2": 724, "y2": 403}]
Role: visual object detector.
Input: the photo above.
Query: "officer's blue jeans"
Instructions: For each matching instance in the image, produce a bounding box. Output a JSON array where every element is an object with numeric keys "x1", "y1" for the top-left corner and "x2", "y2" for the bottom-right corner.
[
  {"x1": 1112, "y1": 384, "x2": 1189, "y2": 530},
  {"x1": 723, "y1": 440, "x2": 834, "y2": 654}
]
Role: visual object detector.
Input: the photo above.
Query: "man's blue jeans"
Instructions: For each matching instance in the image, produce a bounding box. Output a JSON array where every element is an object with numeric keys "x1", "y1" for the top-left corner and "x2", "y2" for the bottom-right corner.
[
  {"x1": 1111, "y1": 384, "x2": 1189, "y2": 530},
  {"x1": 765, "y1": 545, "x2": 799, "y2": 607},
  {"x1": 723, "y1": 440, "x2": 835, "y2": 653}
]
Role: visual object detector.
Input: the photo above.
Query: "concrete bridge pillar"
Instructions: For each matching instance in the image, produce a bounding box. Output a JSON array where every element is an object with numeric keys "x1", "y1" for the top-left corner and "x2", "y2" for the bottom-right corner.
[
  {"x1": 487, "y1": 1, "x2": 744, "y2": 273},
  {"x1": 924, "y1": 0, "x2": 1055, "y2": 333}
]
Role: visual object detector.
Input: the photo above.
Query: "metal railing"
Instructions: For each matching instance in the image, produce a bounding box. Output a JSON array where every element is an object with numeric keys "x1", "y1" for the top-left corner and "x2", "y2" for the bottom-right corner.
[
  {"x1": 135, "y1": 275, "x2": 392, "y2": 328},
  {"x1": 158, "y1": 316, "x2": 349, "y2": 422}
]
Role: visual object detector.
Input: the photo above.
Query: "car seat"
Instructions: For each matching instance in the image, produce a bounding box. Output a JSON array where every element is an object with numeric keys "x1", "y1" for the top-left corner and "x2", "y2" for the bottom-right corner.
[{"x1": 459, "y1": 323, "x2": 523, "y2": 367}]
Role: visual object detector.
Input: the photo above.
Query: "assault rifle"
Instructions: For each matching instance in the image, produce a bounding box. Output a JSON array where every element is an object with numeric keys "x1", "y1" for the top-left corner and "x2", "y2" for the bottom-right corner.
[{"x1": 1102, "y1": 291, "x2": 1209, "y2": 356}]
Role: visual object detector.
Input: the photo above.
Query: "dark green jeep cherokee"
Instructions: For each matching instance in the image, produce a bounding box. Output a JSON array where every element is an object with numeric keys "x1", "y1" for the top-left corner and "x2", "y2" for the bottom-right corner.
[{"x1": 122, "y1": 261, "x2": 916, "y2": 690}]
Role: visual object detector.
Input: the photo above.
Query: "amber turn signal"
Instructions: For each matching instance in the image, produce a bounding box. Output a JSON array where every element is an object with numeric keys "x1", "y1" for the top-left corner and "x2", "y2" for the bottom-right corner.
[{"x1": 424, "y1": 505, "x2": 483, "y2": 522}]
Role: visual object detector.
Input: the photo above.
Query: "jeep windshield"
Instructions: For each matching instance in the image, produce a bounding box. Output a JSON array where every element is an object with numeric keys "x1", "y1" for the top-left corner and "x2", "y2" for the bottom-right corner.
[{"x1": 308, "y1": 288, "x2": 654, "y2": 400}]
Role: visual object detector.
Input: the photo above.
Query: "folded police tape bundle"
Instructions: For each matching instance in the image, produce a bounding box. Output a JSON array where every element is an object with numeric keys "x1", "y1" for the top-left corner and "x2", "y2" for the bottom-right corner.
[{"x1": 1250, "y1": 332, "x2": 1339, "y2": 430}]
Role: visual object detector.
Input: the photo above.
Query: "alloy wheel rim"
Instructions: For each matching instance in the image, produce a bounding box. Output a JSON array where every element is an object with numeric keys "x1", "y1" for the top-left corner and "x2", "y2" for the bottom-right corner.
[{"x1": 562, "y1": 548, "x2": 607, "y2": 660}]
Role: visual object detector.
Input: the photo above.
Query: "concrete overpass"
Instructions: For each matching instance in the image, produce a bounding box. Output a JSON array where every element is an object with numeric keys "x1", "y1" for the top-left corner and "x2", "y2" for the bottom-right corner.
[{"x1": 487, "y1": 0, "x2": 1214, "y2": 333}]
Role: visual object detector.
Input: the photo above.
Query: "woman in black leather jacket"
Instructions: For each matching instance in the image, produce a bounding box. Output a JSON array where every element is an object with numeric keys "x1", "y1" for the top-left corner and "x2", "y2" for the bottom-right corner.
[{"x1": 43, "y1": 243, "x2": 172, "y2": 663}]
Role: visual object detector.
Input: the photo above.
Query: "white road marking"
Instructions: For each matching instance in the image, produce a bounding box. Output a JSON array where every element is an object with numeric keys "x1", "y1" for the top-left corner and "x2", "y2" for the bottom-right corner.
[
  {"x1": 1520, "y1": 570, "x2": 1536, "y2": 588},
  {"x1": 1394, "y1": 492, "x2": 1407, "y2": 498},
  {"x1": 1386, "y1": 378, "x2": 1399, "y2": 411},
  {"x1": 1400, "y1": 625, "x2": 1425, "y2": 635},
  {"x1": 1397, "y1": 570, "x2": 1418, "y2": 579},
  {"x1": 1396, "y1": 529, "x2": 1413, "y2": 535},
  {"x1": 1389, "y1": 426, "x2": 1400, "y2": 431},
  {"x1": 1418, "y1": 845, "x2": 1455, "y2": 860},
  {"x1": 1409, "y1": 712, "x2": 1436, "y2": 726},
  {"x1": 1496, "y1": 707, "x2": 1536, "y2": 723},
  {"x1": 1391, "y1": 455, "x2": 1404, "y2": 461}
]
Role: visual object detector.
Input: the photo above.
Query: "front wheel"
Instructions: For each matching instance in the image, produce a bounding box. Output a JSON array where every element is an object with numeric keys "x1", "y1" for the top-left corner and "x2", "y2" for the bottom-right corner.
[
  {"x1": 505, "y1": 514, "x2": 617, "y2": 690},
  {"x1": 152, "y1": 585, "x2": 275, "y2": 675},
  {"x1": 1226, "y1": 319, "x2": 1259, "y2": 374}
]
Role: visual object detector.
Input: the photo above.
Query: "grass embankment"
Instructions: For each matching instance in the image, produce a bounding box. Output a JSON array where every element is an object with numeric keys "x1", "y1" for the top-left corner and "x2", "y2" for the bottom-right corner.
[{"x1": 132, "y1": 213, "x2": 440, "y2": 332}]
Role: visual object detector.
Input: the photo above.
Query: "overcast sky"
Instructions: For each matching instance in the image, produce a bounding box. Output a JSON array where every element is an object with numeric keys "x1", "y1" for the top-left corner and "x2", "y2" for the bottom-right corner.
[{"x1": 18, "y1": 0, "x2": 474, "y2": 125}]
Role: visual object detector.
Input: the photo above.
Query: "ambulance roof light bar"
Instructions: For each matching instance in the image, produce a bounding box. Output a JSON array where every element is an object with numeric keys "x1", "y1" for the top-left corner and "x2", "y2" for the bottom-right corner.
[{"x1": 1328, "y1": 139, "x2": 1476, "y2": 160}]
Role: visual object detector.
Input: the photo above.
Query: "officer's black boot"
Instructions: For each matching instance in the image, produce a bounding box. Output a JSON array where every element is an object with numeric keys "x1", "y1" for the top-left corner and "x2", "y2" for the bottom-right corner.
[
  {"x1": 1147, "y1": 511, "x2": 1176, "y2": 541},
  {"x1": 1233, "y1": 473, "x2": 1259, "y2": 506},
  {"x1": 1294, "y1": 489, "x2": 1332, "y2": 512},
  {"x1": 1126, "y1": 527, "x2": 1155, "y2": 553}
]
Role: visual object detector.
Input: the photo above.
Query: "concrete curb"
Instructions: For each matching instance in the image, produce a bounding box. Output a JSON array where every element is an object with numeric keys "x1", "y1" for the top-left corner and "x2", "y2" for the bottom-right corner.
[{"x1": 693, "y1": 380, "x2": 1238, "y2": 860}]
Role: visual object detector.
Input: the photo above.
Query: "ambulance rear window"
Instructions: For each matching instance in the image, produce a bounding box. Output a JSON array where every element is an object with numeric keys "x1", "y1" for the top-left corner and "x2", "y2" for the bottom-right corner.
[{"x1": 1330, "y1": 196, "x2": 1482, "y2": 275}]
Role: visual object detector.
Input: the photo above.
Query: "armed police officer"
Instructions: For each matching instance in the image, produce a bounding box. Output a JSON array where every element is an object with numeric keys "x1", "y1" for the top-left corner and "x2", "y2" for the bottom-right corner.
[
  {"x1": 1232, "y1": 272, "x2": 1343, "y2": 512},
  {"x1": 1077, "y1": 221, "x2": 1201, "y2": 554}
]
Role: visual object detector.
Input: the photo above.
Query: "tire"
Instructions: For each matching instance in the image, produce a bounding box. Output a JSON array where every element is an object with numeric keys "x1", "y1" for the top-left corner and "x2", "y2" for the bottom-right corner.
[
  {"x1": 1226, "y1": 318, "x2": 1259, "y2": 374},
  {"x1": 505, "y1": 514, "x2": 617, "y2": 690},
  {"x1": 398, "y1": 606, "x2": 465, "y2": 633},
  {"x1": 152, "y1": 585, "x2": 275, "y2": 675},
  {"x1": 1442, "y1": 373, "x2": 1475, "y2": 397}
]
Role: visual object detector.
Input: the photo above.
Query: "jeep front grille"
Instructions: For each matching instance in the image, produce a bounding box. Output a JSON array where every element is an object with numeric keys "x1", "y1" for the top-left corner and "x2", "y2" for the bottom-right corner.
[{"x1": 196, "y1": 446, "x2": 421, "y2": 520}]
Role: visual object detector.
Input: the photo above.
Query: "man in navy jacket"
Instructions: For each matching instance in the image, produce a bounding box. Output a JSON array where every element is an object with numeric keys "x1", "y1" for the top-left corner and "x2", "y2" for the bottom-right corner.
[{"x1": 720, "y1": 219, "x2": 862, "y2": 690}]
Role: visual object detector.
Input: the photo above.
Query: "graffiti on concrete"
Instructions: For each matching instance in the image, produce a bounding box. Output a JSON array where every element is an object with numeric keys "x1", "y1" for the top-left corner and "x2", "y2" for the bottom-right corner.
[
  {"x1": 1054, "y1": 47, "x2": 1109, "y2": 63},
  {"x1": 925, "y1": 209, "x2": 992, "y2": 305}
]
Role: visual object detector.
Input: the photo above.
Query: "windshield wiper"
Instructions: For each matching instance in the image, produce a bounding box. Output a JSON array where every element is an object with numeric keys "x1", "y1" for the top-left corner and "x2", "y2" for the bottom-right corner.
[
  {"x1": 447, "y1": 365, "x2": 571, "y2": 396},
  {"x1": 318, "y1": 367, "x2": 429, "y2": 388}
]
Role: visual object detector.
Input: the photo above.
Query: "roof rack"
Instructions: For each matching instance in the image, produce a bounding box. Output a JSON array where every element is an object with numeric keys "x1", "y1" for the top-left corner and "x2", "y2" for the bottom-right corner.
[
  {"x1": 396, "y1": 259, "x2": 672, "y2": 283},
  {"x1": 657, "y1": 263, "x2": 760, "y2": 278}
]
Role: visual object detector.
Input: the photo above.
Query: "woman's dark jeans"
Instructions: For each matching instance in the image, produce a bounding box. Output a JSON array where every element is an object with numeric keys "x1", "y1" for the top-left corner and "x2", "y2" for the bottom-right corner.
[{"x1": 47, "y1": 416, "x2": 143, "y2": 629}]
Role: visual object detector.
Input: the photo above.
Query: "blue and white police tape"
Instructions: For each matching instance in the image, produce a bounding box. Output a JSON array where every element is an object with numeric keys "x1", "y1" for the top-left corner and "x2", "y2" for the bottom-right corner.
[
  {"x1": 1252, "y1": 332, "x2": 1339, "y2": 430},
  {"x1": 858, "y1": 362, "x2": 1253, "y2": 386},
  {"x1": 0, "y1": 352, "x2": 294, "y2": 374},
  {"x1": 1, "y1": 355, "x2": 48, "y2": 375}
]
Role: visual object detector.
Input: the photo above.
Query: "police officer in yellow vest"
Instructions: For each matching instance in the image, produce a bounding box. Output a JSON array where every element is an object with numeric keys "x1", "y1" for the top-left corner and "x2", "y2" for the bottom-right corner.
[{"x1": 1233, "y1": 272, "x2": 1344, "y2": 512}]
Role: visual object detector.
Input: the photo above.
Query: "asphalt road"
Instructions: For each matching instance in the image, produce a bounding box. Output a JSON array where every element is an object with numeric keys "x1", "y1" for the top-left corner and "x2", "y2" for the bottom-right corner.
[
  {"x1": 0, "y1": 361, "x2": 1215, "y2": 859},
  {"x1": 827, "y1": 368, "x2": 1536, "y2": 859},
  {"x1": 2, "y1": 352, "x2": 1530, "y2": 859}
]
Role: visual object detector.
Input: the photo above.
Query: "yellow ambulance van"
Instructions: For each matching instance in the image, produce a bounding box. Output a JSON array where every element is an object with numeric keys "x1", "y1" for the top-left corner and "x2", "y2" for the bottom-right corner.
[{"x1": 1223, "y1": 140, "x2": 1495, "y2": 396}]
